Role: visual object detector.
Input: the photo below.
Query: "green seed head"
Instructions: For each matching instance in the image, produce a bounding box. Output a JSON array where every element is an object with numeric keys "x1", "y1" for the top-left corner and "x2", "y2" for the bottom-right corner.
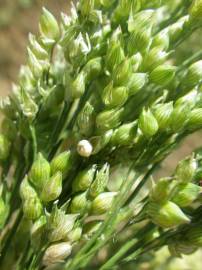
[
  {"x1": 70, "y1": 192, "x2": 88, "y2": 214},
  {"x1": 112, "y1": 59, "x2": 132, "y2": 86},
  {"x1": 89, "y1": 163, "x2": 110, "y2": 198},
  {"x1": 151, "y1": 178, "x2": 177, "y2": 203},
  {"x1": 71, "y1": 72, "x2": 86, "y2": 99},
  {"x1": 77, "y1": 102, "x2": 95, "y2": 137},
  {"x1": 72, "y1": 165, "x2": 96, "y2": 192},
  {"x1": 187, "y1": 108, "x2": 202, "y2": 131},
  {"x1": 39, "y1": 7, "x2": 60, "y2": 41},
  {"x1": 41, "y1": 172, "x2": 63, "y2": 202},
  {"x1": 142, "y1": 47, "x2": 169, "y2": 71},
  {"x1": 127, "y1": 28, "x2": 152, "y2": 55},
  {"x1": 128, "y1": 73, "x2": 148, "y2": 96},
  {"x1": 172, "y1": 182, "x2": 201, "y2": 207},
  {"x1": 149, "y1": 65, "x2": 176, "y2": 86},
  {"x1": 43, "y1": 242, "x2": 72, "y2": 266},
  {"x1": 91, "y1": 192, "x2": 117, "y2": 215},
  {"x1": 67, "y1": 227, "x2": 82, "y2": 243},
  {"x1": 83, "y1": 57, "x2": 103, "y2": 81},
  {"x1": 106, "y1": 41, "x2": 125, "y2": 72},
  {"x1": 0, "y1": 134, "x2": 11, "y2": 161},
  {"x1": 96, "y1": 108, "x2": 124, "y2": 131},
  {"x1": 20, "y1": 175, "x2": 38, "y2": 201},
  {"x1": 102, "y1": 83, "x2": 129, "y2": 108},
  {"x1": 169, "y1": 103, "x2": 190, "y2": 132},
  {"x1": 147, "y1": 201, "x2": 190, "y2": 228},
  {"x1": 29, "y1": 153, "x2": 51, "y2": 190},
  {"x1": 50, "y1": 151, "x2": 71, "y2": 178},
  {"x1": 23, "y1": 197, "x2": 43, "y2": 220},
  {"x1": 153, "y1": 102, "x2": 173, "y2": 130},
  {"x1": 111, "y1": 121, "x2": 137, "y2": 146},
  {"x1": 184, "y1": 60, "x2": 202, "y2": 88},
  {"x1": 151, "y1": 30, "x2": 170, "y2": 51},
  {"x1": 47, "y1": 206, "x2": 78, "y2": 242},
  {"x1": 175, "y1": 155, "x2": 197, "y2": 183},
  {"x1": 28, "y1": 33, "x2": 49, "y2": 60},
  {"x1": 139, "y1": 108, "x2": 159, "y2": 138},
  {"x1": 131, "y1": 53, "x2": 143, "y2": 72}
]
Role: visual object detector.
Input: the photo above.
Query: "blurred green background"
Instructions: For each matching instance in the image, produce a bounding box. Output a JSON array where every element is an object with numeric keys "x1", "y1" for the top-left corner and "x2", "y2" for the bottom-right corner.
[{"x1": 0, "y1": 1, "x2": 201, "y2": 269}]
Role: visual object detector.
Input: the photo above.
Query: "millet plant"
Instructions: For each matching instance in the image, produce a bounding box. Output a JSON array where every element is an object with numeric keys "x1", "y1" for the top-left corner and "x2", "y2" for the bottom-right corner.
[{"x1": 1, "y1": 0, "x2": 202, "y2": 269}]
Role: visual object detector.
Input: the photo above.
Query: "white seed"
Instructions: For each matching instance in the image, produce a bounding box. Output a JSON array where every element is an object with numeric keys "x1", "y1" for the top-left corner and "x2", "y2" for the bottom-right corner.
[{"x1": 77, "y1": 140, "x2": 93, "y2": 157}]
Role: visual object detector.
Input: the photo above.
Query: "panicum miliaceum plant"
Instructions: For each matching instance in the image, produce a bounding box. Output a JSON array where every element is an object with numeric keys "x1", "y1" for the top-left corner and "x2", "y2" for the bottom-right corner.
[{"x1": 1, "y1": 0, "x2": 202, "y2": 269}]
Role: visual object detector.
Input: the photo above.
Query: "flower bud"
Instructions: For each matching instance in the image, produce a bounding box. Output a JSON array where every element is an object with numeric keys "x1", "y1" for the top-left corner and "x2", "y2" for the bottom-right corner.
[
  {"x1": 31, "y1": 215, "x2": 47, "y2": 250},
  {"x1": 189, "y1": 0, "x2": 202, "y2": 22},
  {"x1": 41, "y1": 172, "x2": 62, "y2": 202},
  {"x1": 127, "y1": 28, "x2": 152, "y2": 55},
  {"x1": 29, "y1": 153, "x2": 50, "y2": 190},
  {"x1": 139, "y1": 108, "x2": 159, "y2": 138},
  {"x1": 106, "y1": 42, "x2": 125, "y2": 72},
  {"x1": 153, "y1": 102, "x2": 173, "y2": 130},
  {"x1": 186, "y1": 225, "x2": 202, "y2": 247},
  {"x1": 71, "y1": 72, "x2": 86, "y2": 99},
  {"x1": 67, "y1": 227, "x2": 82, "y2": 242},
  {"x1": 0, "y1": 134, "x2": 11, "y2": 161},
  {"x1": 169, "y1": 103, "x2": 190, "y2": 132},
  {"x1": 39, "y1": 7, "x2": 60, "y2": 41},
  {"x1": 72, "y1": 165, "x2": 96, "y2": 192},
  {"x1": 96, "y1": 108, "x2": 124, "y2": 131},
  {"x1": 0, "y1": 197, "x2": 8, "y2": 229},
  {"x1": 83, "y1": 57, "x2": 103, "y2": 81},
  {"x1": 47, "y1": 206, "x2": 78, "y2": 242},
  {"x1": 151, "y1": 178, "x2": 177, "y2": 203},
  {"x1": 28, "y1": 33, "x2": 49, "y2": 60},
  {"x1": 18, "y1": 88, "x2": 38, "y2": 120},
  {"x1": 183, "y1": 61, "x2": 202, "y2": 88},
  {"x1": 77, "y1": 140, "x2": 93, "y2": 158},
  {"x1": 102, "y1": 83, "x2": 128, "y2": 108},
  {"x1": 20, "y1": 175, "x2": 38, "y2": 201},
  {"x1": 79, "y1": 0, "x2": 94, "y2": 17},
  {"x1": 89, "y1": 163, "x2": 110, "y2": 198},
  {"x1": 112, "y1": 59, "x2": 132, "y2": 86},
  {"x1": 142, "y1": 48, "x2": 169, "y2": 71},
  {"x1": 175, "y1": 156, "x2": 197, "y2": 183},
  {"x1": 111, "y1": 121, "x2": 137, "y2": 146},
  {"x1": 151, "y1": 30, "x2": 170, "y2": 51},
  {"x1": 128, "y1": 73, "x2": 148, "y2": 96},
  {"x1": 43, "y1": 242, "x2": 72, "y2": 266},
  {"x1": 187, "y1": 108, "x2": 202, "y2": 130},
  {"x1": 50, "y1": 151, "x2": 71, "y2": 178},
  {"x1": 172, "y1": 182, "x2": 201, "y2": 207},
  {"x1": 70, "y1": 192, "x2": 88, "y2": 213},
  {"x1": 91, "y1": 192, "x2": 117, "y2": 215},
  {"x1": 131, "y1": 53, "x2": 142, "y2": 72},
  {"x1": 149, "y1": 65, "x2": 176, "y2": 86},
  {"x1": 147, "y1": 201, "x2": 190, "y2": 228},
  {"x1": 90, "y1": 130, "x2": 113, "y2": 154},
  {"x1": 23, "y1": 197, "x2": 43, "y2": 220}
]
